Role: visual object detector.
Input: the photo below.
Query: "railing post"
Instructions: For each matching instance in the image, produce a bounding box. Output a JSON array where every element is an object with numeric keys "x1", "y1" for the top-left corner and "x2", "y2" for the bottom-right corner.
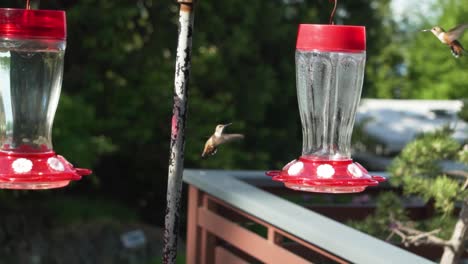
[
  {"x1": 163, "y1": 1, "x2": 196, "y2": 263},
  {"x1": 268, "y1": 228, "x2": 283, "y2": 245},
  {"x1": 200, "y1": 196, "x2": 217, "y2": 264},
  {"x1": 186, "y1": 185, "x2": 201, "y2": 264}
]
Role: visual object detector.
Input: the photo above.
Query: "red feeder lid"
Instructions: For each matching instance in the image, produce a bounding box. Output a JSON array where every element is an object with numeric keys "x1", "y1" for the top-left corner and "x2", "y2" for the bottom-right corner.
[
  {"x1": 296, "y1": 24, "x2": 366, "y2": 52},
  {"x1": 0, "y1": 8, "x2": 66, "y2": 40},
  {"x1": 266, "y1": 157, "x2": 385, "y2": 193},
  {"x1": 0, "y1": 148, "x2": 91, "y2": 189}
]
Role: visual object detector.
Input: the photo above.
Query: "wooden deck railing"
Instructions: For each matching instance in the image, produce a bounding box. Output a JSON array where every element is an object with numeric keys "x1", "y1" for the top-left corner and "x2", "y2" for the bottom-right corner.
[{"x1": 183, "y1": 169, "x2": 434, "y2": 264}]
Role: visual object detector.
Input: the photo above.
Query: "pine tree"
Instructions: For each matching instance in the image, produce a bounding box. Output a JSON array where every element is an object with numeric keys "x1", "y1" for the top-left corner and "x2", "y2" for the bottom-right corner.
[{"x1": 351, "y1": 103, "x2": 468, "y2": 264}]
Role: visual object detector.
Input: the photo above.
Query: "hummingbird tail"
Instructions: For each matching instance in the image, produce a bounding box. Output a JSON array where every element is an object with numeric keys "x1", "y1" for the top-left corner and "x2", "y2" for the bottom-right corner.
[
  {"x1": 450, "y1": 40, "x2": 465, "y2": 58},
  {"x1": 201, "y1": 148, "x2": 217, "y2": 159}
]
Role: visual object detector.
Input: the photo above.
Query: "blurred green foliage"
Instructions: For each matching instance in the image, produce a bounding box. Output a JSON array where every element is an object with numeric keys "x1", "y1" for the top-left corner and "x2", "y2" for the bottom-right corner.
[
  {"x1": 350, "y1": 192, "x2": 458, "y2": 241},
  {"x1": 0, "y1": 0, "x2": 465, "y2": 227},
  {"x1": 374, "y1": 0, "x2": 468, "y2": 98},
  {"x1": 348, "y1": 192, "x2": 410, "y2": 242},
  {"x1": 349, "y1": 0, "x2": 468, "y2": 250},
  {"x1": 390, "y1": 128, "x2": 464, "y2": 215},
  {"x1": 47, "y1": 196, "x2": 138, "y2": 224},
  {"x1": 351, "y1": 128, "x2": 467, "y2": 243},
  {"x1": 458, "y1": 99, "x2": 468, "y2": 122},
  {"x1": 0, "y1": 0, "x2": 399, "y2": 224}
]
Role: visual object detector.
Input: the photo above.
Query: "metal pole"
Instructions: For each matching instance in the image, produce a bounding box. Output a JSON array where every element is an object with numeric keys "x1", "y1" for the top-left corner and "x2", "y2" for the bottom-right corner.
[{"x1": 163, "y1": 1, "x2": 195, "y2": 263}]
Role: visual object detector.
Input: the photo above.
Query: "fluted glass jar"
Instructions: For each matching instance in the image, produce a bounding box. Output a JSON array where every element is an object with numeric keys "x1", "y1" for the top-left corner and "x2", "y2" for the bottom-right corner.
[
  {"x1": 0, "y1": 33, "x2": 65, "y2": 152},
  {"x1": 296, "y1": 39, "x2": 366, "y2": 160},
  {"x1": 0, "y1": 8, "x2": 91, "y2": 189},
  {"x1": 267, "y1": 24, "x2": 385, "y2": 193}
]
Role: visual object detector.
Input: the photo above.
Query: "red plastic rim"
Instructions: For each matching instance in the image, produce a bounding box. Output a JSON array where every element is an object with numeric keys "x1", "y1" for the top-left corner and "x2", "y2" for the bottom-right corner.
[
  {"x1": 0, "y1": 8, "x2": 66, "y2": 40},
  {"x1": 0, "y1": 150, "x2": 91, "y2": 189},
  {"x1": 266, "y1": 156, "x2": 385, "y2": 193},
  {"x1": 296, "y1": 24, "x2": 366, "y2": 52}
]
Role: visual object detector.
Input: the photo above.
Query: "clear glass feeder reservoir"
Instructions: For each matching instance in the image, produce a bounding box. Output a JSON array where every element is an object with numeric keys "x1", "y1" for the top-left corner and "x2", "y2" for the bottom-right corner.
[
  {"x1": 0, "y1": 8, "x2": 91, "y2": 189},
  {"x1": 266, "y1": 24, "x2": 385, "y2": 193}
]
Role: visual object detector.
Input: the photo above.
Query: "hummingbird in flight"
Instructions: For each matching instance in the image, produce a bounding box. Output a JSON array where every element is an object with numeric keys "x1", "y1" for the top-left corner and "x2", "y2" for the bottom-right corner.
[
  {"x1": 201, "y1": 123, "x2": 244, "y2": 158},
  {"x1": 422, "y1": 24, "x2": 468, "y2": 58}
]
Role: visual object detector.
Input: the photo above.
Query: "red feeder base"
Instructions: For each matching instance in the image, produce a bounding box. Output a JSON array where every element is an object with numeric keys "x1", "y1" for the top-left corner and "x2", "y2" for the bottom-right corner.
[
  {"x1": 0, "y1": 150, "x2": 91, "y2": 190},
  {"x1": 266, "y1": 157, "x2": 385, "y2": 193}
]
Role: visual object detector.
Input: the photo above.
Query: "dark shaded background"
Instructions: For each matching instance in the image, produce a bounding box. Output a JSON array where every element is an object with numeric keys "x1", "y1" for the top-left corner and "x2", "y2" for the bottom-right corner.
[{"x1": 1, "y1": 0, "x2": 466, "y2": 236}]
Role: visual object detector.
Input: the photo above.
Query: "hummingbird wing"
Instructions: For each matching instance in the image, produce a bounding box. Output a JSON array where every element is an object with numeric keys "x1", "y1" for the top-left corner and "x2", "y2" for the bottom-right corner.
[
  {"x1": 446, "y1": 24, "x2": 468, "y2": 42},
  {"x1": 202, "y1": 134, "x2": 243, "y2": 158},
  {"x1": 216, "y1": 134, "x2": 244, "y2": 145}
]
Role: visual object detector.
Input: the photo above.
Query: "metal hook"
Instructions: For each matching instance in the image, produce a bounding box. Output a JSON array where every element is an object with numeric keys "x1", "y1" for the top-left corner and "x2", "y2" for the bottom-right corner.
[{"x1": 329, "y1": 0, "x2": 337, "y2": 25}]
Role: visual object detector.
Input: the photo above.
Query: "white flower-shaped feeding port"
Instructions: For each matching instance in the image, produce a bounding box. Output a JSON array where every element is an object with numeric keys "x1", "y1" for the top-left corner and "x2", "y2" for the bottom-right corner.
[
  {"x1": 316, "y1": 164, "x2": 335, "y2": 179},
  {"x1": 12, "y1": 158, "x2": 33, "y2": 173},
  {"x1": 48, "y1": 157, "x2": 65, "y2": 172},
  {"x1": 348, "y1": 163, "x2": 363, "y2": 178},
  {"x1": 287, "y1": 161, "x2": 304, "y2": 176}
]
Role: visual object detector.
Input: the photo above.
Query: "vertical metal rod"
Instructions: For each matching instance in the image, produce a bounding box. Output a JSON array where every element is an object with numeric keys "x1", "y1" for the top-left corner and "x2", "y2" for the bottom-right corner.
[
  {"x1": 163, "y1": 1, "x2": 195, "y2": 263},
  {"x1": 329, "y1": 0, "x2": 337, "y2": 24}
]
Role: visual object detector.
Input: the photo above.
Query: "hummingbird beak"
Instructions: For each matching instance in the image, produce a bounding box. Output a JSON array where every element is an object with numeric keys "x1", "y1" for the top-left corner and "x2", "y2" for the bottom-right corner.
[
  {"x1": 223, "y1": 123, "x2": 232, "y2": 127},
  {"x1": 421, "y1": 29, "x2": 430, "y2": 32}
]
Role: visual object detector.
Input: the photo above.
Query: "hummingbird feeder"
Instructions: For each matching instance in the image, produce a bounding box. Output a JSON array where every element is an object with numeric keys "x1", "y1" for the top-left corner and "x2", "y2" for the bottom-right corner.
[
  {"x1": 0, "y1": 8, "x2": 91, "y2": 189},
  {"x1": 266, "y1": 24, "x2": 385, "y2": 193}
]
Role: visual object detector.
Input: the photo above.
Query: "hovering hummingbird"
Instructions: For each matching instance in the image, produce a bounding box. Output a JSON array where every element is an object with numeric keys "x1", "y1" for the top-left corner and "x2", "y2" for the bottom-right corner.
[
  {"x1": 201, "y1": 123, "x2": 244, "y2": 158},
  {"x1": 422, "y1": 24, "x2": 468, "y2": 58}
]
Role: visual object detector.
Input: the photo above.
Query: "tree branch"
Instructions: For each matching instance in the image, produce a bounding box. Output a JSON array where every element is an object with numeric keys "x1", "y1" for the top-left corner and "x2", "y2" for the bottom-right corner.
[
  {"x1": 387, "y1": 217, "x2": 451, "y2": 248},
  {"x1": 440, "y1": 198, "x2": 468, "y2": 264},
  {"x1": 445, "y1": 170, "x2": 468, "y2": 178}
]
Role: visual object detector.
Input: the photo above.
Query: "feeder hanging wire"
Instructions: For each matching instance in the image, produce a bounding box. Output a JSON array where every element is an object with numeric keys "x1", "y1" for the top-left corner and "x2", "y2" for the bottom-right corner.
[{"x1": 329, "y1": 0, "x2": 337, "y2": 25}]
